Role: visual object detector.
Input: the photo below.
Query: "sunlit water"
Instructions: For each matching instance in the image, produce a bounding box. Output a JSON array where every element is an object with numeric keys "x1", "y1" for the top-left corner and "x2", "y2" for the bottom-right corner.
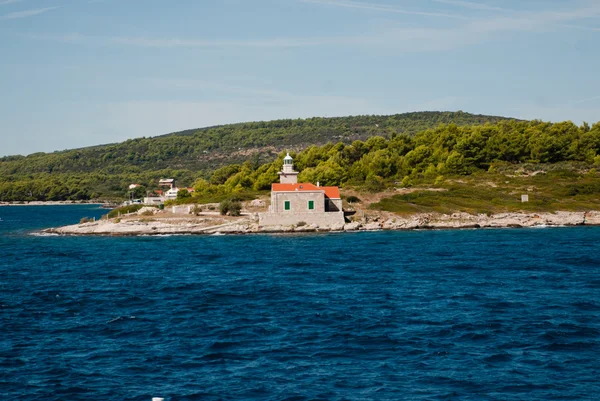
[{"x1": 1, "y1": 205, "x2": 599, "y2": 400}]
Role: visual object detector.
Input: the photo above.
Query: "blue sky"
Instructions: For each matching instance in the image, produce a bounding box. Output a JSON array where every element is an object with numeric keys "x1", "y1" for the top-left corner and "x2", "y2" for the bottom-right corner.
[{"x1": 1, "y1": 0, "x2": 599, "y2": 156}]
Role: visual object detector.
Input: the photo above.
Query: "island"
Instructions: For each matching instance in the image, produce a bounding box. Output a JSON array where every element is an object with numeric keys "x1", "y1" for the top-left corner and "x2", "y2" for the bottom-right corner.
[
  {"x1": 45, "y1": 154, "x2": 600, "y2": 235},
  {"x1": 1, "y1": 112, "x2": 598, "y2": 236}
]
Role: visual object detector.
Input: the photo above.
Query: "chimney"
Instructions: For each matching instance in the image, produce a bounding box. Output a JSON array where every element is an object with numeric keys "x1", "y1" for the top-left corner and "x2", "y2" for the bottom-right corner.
[{"x1": 317, "y1": 181, "x2": 320, "y2": 187}]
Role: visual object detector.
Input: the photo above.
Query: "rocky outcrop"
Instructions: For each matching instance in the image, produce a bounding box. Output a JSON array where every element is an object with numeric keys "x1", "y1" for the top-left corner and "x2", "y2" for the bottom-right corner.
[
  {"x1": 248, "y1": 199, "x2": 267, "y2": 208},
  {"x1": 137, "y1": 207, "x2": 159, "y2": 215},
  {"x1": 343, "y1": 222, "x2": 361, "y2": 231},
  {"x1": 43, "y1": 211, "x2": 600, "y2": 236},
  {"x1": 364, "y1": 222, "x2": 382, "y2": 231},
  {"x1": 375, "y1": 211, "x2": 596, "y2": 230}
]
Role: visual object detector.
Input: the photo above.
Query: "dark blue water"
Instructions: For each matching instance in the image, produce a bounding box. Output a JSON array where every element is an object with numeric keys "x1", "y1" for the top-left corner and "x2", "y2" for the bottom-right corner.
[{"x1": 1, "y1": 205, "x2": 600, "y2": 400}]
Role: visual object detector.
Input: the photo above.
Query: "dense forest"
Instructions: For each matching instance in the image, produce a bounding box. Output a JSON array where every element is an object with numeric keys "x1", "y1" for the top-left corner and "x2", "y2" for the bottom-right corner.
[
  {"x1": 2, "y1": 117, "x2": 599, "y2": 203},
  {"x1": 186, "y1": 119, "x2": 600, "y2": 200},
  {"x1": 0, "y1": 111, "x2": 513, "y2": 201}
]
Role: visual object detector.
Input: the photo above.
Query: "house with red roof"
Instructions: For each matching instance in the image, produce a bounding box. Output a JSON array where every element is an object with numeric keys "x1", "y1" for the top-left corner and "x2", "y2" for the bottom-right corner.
[{"x1": 259, "y1": 154, "x2": 345, "y2": 227}]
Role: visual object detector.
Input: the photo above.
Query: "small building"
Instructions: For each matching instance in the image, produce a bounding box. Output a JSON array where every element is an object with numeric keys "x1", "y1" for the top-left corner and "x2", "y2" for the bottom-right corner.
[
  {"x1": 165, "y1": 187, "x2": 179, "y2": 200},
  {"x1": 259, "y1": 154, "x2": 345, "y2": 227},
  {"x1": 143, "y1": 196, "x2": 164, "y2": 205},
  {"x1": 144, "y1": 188, "x2": 166, "y2": 205},
  {"x1": 159, "y1": 178, "x2": 175, "y2": 189}
]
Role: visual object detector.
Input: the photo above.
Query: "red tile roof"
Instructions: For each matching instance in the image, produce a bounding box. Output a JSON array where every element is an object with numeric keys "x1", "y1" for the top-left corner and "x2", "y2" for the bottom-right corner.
[
  {"x1": 272, "y1": 183, "x2": 318, "y2": 192},
  {"x1": 271, "y1": 183, "x2": 341, "y2": 199},
  {"x1": 321, "y1": 186, "x2": 341, "y2": 199}
]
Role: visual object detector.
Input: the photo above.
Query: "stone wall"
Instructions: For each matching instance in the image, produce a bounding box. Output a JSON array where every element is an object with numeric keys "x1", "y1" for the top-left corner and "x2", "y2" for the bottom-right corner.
[
  {"x1": 327, "y1": 198, "x2": 343, "y2": 212},
  {"x1": 259, "y1": 211, "x2": 345, "y2": 227},
  {"x1": 278, "y1": 172, "x2": 298, "y2": 184},
  {"x1": 171, "y1": 205, "x2": 193, "y2": 214}
]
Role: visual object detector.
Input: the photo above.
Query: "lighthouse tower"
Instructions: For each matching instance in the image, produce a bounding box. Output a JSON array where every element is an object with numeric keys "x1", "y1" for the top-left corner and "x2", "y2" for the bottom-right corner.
[{"x1": 278, "y1": 153, "x2": 299, "y2": 184}]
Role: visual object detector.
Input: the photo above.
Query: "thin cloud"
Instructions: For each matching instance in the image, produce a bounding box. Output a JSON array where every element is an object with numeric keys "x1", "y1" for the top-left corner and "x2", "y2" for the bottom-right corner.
[
  {"x1": 1, "y1": 6, "x2": 60, "y2": 19},
  {"x1": 299, "y1": 0, "x2": 470, "y2": 20},
  {"x1": 0, "y1": 0, "x2": 24, "y2": 5},
  {"x1": 27, "y1": 31, "x2": 358, "y2": 48},
  {"x1": 28, "y1": 30, "x2": 413, "y2": 49},
  {"x1": 110, "y1": 35, "x2": 355, "y2": 48},
  {"x1": 24, "y1": 2, "x2": 600, "y2": 51},
  {"x1": 466, "y1": 4, "x2": 600, "y2": 34},
  {"x1": 432, "y1": 0, "x2": 507, "y2": 12},
  {"x1": 26, "y1": 32, "x2": 86, "y2": 43}
]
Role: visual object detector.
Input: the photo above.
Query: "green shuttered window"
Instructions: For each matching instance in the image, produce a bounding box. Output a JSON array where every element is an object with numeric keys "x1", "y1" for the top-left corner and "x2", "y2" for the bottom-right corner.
[
  {"x1": 284, "y1": 200, "x2": 291, "y2": 211},
  {"x1": 308, "y1": 200, "x2": 314, "y2": 210}
]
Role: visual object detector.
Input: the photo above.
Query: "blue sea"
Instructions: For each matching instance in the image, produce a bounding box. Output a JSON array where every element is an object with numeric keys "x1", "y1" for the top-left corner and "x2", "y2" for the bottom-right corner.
[{"x1": 1, "y1": 205, "x2": 600, "y2": 400}]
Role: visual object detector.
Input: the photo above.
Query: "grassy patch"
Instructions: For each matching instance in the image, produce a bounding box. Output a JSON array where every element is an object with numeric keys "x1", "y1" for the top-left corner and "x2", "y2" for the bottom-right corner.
[
  {"x1": 106, "y1": 204, "x2": 146, "y2": 218},
  {"x1": 370, "y1": 171, "x2": 600, "y2": 215}
]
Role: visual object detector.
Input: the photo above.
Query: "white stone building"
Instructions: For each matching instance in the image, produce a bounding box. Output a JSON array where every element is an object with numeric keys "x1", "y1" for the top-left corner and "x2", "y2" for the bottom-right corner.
[
  {"x1": 165, "y1": 187, "x2": 180, "y2": 200},
  {"x1": 259, "y1": 154, "x2": 345, "y2": 227}
]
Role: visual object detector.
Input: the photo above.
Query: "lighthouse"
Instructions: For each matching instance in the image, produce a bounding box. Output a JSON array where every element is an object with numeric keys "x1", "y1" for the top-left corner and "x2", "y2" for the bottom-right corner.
[{"x1": 278, "y1": 153, "x2": 299, "y2": 184}]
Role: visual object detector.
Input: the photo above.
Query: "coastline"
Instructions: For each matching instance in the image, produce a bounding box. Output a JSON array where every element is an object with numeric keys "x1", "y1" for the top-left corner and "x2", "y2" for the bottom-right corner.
[
  {"x1": 0, "y1": 201, "x2": 115, "y2": 207},
  {"x1": 42, "y1": 210, "x2": 600, "y2": 236}
]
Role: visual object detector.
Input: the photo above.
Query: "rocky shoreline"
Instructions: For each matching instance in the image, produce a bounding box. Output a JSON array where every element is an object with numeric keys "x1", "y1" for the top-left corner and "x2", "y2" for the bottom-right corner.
[
  {"x1": 1, "y1": 200, "x2": 116, "y2": 207},
  {"x1": 42, "y1": 211, "x2": 600, "y2": 236}
]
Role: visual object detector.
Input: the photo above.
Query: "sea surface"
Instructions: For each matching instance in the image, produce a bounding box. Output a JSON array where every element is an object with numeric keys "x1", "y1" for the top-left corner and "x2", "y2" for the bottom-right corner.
[{"x1": 1, "y1": 205, "x2": 600, "y2": 400}]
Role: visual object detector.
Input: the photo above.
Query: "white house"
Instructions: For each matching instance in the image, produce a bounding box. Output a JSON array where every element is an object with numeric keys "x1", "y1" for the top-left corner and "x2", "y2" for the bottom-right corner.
[{"x1": 165, "y1": 187, "x2": 179, "y2": 200}]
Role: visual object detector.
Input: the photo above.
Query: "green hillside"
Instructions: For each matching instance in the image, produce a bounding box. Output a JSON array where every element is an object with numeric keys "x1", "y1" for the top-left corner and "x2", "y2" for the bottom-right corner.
[
  {"x1": 181, "y1": 118, "x2": 600, "y2": 215},
  {"x1": 0, "y1": 111, "x2": 514, "y2": 201}
]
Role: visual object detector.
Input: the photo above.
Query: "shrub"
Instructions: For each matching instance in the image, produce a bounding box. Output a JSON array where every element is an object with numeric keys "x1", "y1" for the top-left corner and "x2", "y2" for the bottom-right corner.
[
  {"x1": 141, "y1": 210, "x2": 155, "y2": 216},
  {"x1": 177, "y1": 189, "x2": 191, "y2": 200},
  {"x1": 229, "y1": 202, "x2": 242, "y2": 216},
  {"x1": 346, "y1": 195, "x2": 361, "y2": 203},
  {"x1": 79, "y1": 217, "x2": 93, "y2": 224},
  {"x1": 296, "y1": 221, "x2": 307, "y2": 227},
  {"x1": 400, "y1": 176, "x2": 413, "y2": 188},
  {"x1": 219, "y1": 199, "x2": 242, "y2": 216},
  {"x1": 365, "y1": 173, "x2": 385, "y2": 192},
  {"x1": 567, "y1": 183, "x2": 600, "y2": 196},
  {"x1": 106, "y1": 204, "x2": 144, "y2": 218},
  {"x1": 445, "y1": 151, "x2": 470, "y2": 175},
  {"x1": 219, "y1": 200, "x2": 230, "y2": 215},
  {"x1": 191, "y1": 204, "x2": 202, "y2": 216}
]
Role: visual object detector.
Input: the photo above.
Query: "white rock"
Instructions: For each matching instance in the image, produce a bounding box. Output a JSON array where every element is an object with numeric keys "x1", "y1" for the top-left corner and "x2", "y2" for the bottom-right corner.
[
  {"x1": 294, "y1": 224, "x2": 317, "y2": 232},
  {"x1": 249, "y1": 199, "x2": 266, "y2": 208},
  {"x1": 364, "y1": 222, "x2": 382, "y2": 231},
  {"x1": 329, "y1": 222, "x2": 345, "y2": 231},
  {"x1": 344, "y1": 222, "x2": 361, "y2": 231},
  {"x1": 137, "y1": 207, "x2": 158, "y2": 215}
]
